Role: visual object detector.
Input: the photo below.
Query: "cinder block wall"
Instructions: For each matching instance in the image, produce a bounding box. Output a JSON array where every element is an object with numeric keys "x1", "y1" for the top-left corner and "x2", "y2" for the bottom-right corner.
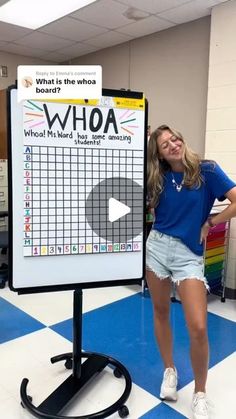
[{"x1": 205, "y1": 0, "x2": 236, "y2": 295}]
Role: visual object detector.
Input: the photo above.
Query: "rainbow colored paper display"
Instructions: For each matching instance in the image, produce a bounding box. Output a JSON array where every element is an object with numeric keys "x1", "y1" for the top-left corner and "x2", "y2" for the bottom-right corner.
[{"x1": 205, "y1": 222, "x2": 228, "y2": 290}]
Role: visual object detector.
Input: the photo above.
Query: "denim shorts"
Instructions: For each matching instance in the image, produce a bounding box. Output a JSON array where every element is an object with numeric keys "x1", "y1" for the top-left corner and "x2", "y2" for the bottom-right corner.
[{"x1": 146, "y1": 230, "x2": 209, "y2": 290}]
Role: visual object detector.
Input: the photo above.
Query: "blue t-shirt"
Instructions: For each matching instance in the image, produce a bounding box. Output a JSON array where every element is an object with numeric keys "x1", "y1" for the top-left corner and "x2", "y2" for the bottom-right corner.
[{"x1": 153, "y1": 162, "x2": 236, "y2": 255}]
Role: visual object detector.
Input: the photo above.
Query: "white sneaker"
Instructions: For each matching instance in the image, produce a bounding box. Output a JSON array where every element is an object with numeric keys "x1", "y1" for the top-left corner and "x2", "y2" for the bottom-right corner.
[
  {"x1": 192, "y1": 392, "x2": 210, "y2": 419},
  {"x1": 160, "y1": 367, "x2": 178, "y2": 401}
]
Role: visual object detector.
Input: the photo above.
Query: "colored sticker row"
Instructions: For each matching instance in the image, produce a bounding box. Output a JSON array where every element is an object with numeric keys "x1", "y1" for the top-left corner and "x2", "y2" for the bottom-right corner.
[{"x1": 24, "y1": 242, "x2": 142, "y2": 257}]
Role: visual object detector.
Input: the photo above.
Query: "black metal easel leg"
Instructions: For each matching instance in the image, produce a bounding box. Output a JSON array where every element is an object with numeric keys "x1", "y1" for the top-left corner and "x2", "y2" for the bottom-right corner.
[{"x1": 20, "y1": 289, "x2": 132, "y2": 418}]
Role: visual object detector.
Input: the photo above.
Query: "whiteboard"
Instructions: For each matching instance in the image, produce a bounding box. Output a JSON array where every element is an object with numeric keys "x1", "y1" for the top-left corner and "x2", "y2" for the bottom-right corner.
[{"x1": 8, "y1": 87, "x2": 147, "y2": 293}]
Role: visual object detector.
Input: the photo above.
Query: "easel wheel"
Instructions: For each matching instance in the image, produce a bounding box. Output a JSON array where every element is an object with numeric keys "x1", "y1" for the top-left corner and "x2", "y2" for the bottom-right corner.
[
  {"x1": 114, "y1": 367, "x2": 123, "y2": 378},
  {"x1": 65, "y1": 359, "x2": 73, "y2": 369},
  {"x1": 21, "y1": 395, "x2": 32, "y2": 408},
  {"x1": 118, "y1": 405, "x2": 129, "y2": 418}
]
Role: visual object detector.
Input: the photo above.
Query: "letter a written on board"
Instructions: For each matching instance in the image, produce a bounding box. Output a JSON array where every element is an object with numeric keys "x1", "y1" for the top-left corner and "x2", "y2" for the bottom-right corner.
[{"x1": 109, "y1": 197, "x2": 131, "y2": 223}]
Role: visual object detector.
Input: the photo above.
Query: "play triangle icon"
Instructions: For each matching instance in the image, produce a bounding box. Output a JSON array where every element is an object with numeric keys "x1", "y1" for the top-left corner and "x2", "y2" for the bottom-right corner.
[{"x1": 108, "y1": 197, "x2": 131, "y2": 223}]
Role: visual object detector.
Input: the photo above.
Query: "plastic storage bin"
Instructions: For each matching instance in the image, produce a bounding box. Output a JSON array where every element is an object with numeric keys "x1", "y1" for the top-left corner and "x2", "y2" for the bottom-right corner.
[{"x1": 204, "y1": 220, "x2": 230, "y2": 302}]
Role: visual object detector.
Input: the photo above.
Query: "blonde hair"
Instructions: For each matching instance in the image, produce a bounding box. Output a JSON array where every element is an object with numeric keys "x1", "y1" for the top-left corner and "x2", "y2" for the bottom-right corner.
[{"x1": 147, "y1": 124, "x2": 202, "y2": 207}]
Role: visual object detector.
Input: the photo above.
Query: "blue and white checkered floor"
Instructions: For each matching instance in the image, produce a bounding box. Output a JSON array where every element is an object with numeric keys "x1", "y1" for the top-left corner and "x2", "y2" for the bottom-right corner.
[{"x1": 0, "y1": 283, "x2": 235, "y2": 419}]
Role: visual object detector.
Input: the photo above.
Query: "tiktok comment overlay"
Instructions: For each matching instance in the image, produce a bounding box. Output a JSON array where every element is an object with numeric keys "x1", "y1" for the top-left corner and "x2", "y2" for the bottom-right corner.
[{"x1": 17, "y1": 65, "x2": 102, "y2": 102}]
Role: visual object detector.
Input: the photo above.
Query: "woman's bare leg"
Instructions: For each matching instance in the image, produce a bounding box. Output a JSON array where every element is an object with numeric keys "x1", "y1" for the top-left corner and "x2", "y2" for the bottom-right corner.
[
  {"x1": 177, "y1": 279, "x2": 209, "y2": 393},
  {"x1": 146, "y1": 270, "x2": 174, "y2": 368}
]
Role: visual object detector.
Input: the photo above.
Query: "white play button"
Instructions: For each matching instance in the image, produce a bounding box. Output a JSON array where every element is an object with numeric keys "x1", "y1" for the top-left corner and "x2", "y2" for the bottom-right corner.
[
  {"x1": 108, "y1": 197, "x2": 131, "y2": 223},
  {"x1": 86, "y1": 177, "x2": 143, "y2": 242}
]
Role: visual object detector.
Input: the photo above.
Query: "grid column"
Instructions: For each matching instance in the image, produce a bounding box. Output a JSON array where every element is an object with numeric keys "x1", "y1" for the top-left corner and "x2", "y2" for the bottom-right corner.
[
  {"x1": 78, "y1": 148, "x2": 86, "y2": 253},
  {"x1": 32, "y1": 146, "x2": 41, "y2": 256},
  {"x1": 71, "y1": 148, "x2": 79, "y2": 254},
  {"x1": 63, "y1": 148, "x2": 72, "y2": 254},
  {"x1": 23, "y1": 146, "x2": 33, "y2": 256}
]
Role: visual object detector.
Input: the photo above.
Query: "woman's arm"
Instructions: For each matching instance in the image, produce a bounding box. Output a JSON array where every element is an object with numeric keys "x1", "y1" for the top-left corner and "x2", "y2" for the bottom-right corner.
[
  {"x1": 207, "y1": 186, "x2": 236, "y2": 226},
  {"x1": 200, "y1": 186, "x2": 236, "y2": 243}
]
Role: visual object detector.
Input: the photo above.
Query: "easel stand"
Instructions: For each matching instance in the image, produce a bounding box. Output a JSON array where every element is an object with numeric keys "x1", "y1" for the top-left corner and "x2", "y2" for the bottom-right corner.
[{"x1": 20, "y1": 289, "x2": 132, "y2": 418}]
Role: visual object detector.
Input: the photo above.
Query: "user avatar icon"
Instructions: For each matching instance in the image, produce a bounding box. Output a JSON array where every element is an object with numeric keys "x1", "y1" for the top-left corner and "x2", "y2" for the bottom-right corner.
[{"x1": 22, "y1": 76, "x2": 33, "y2": 88}]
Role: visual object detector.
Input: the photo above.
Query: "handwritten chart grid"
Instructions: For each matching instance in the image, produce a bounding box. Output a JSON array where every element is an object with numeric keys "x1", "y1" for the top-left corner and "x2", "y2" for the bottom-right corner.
[{"x1": 24, "y1": 146, "x2": 143, "y2": 257}]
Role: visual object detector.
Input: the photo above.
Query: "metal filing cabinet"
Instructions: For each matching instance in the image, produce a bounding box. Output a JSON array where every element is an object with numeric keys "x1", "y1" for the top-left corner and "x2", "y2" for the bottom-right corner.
[
  {"x1": 0, "y1": 159, "x2": 8, "y2": 287},
  {"x1": 0, "y1": 159, "x2": 8, "y2": 221}
]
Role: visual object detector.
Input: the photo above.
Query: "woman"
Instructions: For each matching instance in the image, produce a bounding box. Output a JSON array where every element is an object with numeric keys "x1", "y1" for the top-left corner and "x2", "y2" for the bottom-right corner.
[{"x1": 146, "y1": 124, "x2": 236, "y2": 419}]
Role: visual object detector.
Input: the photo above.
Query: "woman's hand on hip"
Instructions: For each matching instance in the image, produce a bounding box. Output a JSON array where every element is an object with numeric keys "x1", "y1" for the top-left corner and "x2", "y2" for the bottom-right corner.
[{"x1": 200, "y1": 221, "x2": 210, "y2": 244}]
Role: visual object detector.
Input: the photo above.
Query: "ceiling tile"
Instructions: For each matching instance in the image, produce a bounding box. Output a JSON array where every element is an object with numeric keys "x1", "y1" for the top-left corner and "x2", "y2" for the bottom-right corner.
[
  {"x1": 71, "y1": 0, "x2": 136, "y2": 29},
  {"x1": 0, "y1": 21, "x2": 32, "y2": 42},
  {"x1": 0, "y1": 0, "x2": 229, "y2": 62},
  {"x1": 116, "y1": 0, "x2": 191, "y2": 14},
  {"x1": 158, "y1": 0, "x2": 215, "y2": 24},
  {"x1": 85, "y1": 30, "x2": 132, "y2": 48},
  {"x1": 15, "y1": 32, "x2": 76, "y2": 52},
  {"x1": 0, "y1": 40, "x2": 7, "y2": 48},
  {"x1": 55, "y1": 42, "x2": 99, "y2": 59},
  {"x1": 0, "y1": 42, "x2": 49, "y2": 58},
  {"x1": 204, "y1": 0, "x2": 228, "y2": 5},
  {"x1": 0, "y1": 0, "x2": 10, "y2": 6},
  {"x1": 40, "y1": 16, "x2": 108, "y2": 41},
  {"x1": 38, "y1": 51, "x2": 71, "y2": 63},
  {"x1": 117, "y1": 15, "x2": 175, "y2": 37}
]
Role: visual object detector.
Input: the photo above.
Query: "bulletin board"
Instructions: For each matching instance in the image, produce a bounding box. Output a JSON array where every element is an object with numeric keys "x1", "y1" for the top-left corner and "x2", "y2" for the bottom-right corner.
[{"x1": 8, "y1": 86, "x2": 147, "y2": 294}]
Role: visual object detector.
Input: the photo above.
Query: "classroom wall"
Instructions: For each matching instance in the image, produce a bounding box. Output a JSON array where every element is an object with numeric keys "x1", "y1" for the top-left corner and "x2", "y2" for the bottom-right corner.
[
  {"x1": 205, "y1": 0, "x2": 236, "y2": 294},
  {"x1": 69, "y1": 17, "x2": 210, "y2": 156},
  {"x1": 0, "y1": 18, "x2": 210, "y2": 155},
  {"x1": 2, "y1": 9, "x2": 234, "y2": 292},
  {"x1": 0, "y1": 51, "x2": 52, "y2": 90}
]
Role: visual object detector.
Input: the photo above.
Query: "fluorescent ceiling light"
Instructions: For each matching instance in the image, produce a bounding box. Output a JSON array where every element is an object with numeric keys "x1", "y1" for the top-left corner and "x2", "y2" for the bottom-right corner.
[{"x1": 0, "y1": 0, "x2": 97, "y2": 29}]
